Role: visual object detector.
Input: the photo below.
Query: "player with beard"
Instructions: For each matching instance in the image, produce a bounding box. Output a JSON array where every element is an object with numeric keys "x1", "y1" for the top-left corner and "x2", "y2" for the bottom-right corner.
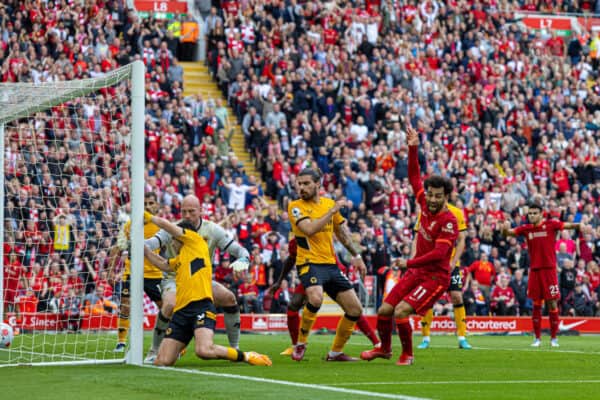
[
  {"x1": 361, "y1": 126, "x2": 458, "y2": 365},
  {"x1": 288, "y1": 168, "x2": 367, "y2": 362}
]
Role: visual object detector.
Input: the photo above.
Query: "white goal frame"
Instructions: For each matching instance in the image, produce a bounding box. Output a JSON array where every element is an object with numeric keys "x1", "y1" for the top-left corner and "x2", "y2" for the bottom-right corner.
[{"x1": 0, "y1": 60, "x2": 145, "y2": 366}]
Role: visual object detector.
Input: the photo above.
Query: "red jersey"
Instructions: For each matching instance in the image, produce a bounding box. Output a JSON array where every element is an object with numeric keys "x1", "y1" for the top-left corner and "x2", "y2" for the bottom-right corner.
[
  {"x1": 407, "y1": 145, "x2": 458, "y2": 276},
  {"x1": 490, "y1": 285, "x2": 515, "y2": 308},
  {"x1": 467, "y1": 260, "x2": 495, "y2": 286},
  {"x1": 513, "y1": 220, "x2": 564, "y2": 270}
]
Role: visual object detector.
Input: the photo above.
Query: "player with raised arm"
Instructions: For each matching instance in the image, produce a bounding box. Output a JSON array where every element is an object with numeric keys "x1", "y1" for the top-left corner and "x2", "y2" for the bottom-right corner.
[
  {"x1": 142, "y1": 212, "x2": 271, "y2": 367},
  {"x1": 270, "y1": 238, "x2": 380, "y2": 356},
  {"x1": 288, "y1": 168, "x2": 367, "y2": 362},
  {"x1": 416, "y1": 202, "x2": 472, "y2": 350},
  {"x1": 502, "y1": 197, "x2": 582, "y2": 347},
  {"x1": 361, "y1": 126, "x2": 458, "y2": 365},
  {"x1": 143, "y1": 195, "x2": 250, "y2": 363},
  {"x1": 110, "y1": 193, "x2": 171, "y2": 352}
]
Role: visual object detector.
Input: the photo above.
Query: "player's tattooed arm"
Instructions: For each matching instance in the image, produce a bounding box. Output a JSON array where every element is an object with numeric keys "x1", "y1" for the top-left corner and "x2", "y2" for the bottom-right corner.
[{"x1": 335, "y1": 222, "x2": 361, "y2": 257}]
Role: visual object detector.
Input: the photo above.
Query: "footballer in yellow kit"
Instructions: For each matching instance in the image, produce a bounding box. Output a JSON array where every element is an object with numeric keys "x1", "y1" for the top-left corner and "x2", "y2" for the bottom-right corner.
[
  {"x1": 287, "y1": 168, "x2": 367, "y2": 362},
  {"x1": 112, "y1": 193, "x2": 167, "y2": 351},
  {"x1": 415, "y1": 202, "x2": 471, "y2": 349},
  {"x1": 143, "y1": 214, "x2": 271, "y2": 367}
]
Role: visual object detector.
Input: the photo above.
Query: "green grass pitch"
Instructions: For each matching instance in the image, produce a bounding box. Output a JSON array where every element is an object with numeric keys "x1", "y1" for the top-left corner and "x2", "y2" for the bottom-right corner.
[{"x1": 1, "y1": 333, "x2": 599, "y2": 400}]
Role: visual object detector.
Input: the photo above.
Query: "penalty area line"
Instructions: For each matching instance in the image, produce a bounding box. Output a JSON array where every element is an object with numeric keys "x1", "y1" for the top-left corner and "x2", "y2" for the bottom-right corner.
[{"x1": 145, "y1": 365, "x2": 432, "y2": 400}]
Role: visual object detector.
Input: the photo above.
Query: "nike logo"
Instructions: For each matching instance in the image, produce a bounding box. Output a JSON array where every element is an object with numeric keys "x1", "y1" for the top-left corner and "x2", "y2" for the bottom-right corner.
[{"x1": 558, "y1": 320, "x2": 587, "y2": 331}]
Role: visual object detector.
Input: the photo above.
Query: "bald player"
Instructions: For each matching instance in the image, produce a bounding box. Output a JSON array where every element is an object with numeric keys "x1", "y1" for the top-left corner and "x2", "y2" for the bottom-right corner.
[{"x1": 144, "y1": 195, "x2": 250, "y2": 363}]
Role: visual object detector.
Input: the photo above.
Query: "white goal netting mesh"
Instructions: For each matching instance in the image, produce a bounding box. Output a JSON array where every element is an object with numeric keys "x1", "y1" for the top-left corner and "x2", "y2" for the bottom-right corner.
[{"x1": 1, "y1": 64, "x2": 137, "y2": 366}]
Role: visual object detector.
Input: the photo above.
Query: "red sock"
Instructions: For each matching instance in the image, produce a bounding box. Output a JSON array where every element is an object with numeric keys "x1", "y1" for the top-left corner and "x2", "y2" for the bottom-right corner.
[
  {"x1": 532, "y1": 303, "x2": 542, "y2": 340},
  {"x1": 287, "y1": 310, "x2": 300, "y2": 345},
  {"x1": 396, "y1": 318, "x2": 413, "y2": 357},
  {"x1": 357, "y1": 315, "x2": 380, "y2": 346},
  {"x1": 377, "y1": 315, "x2": 393, "y2": 352},
  {"x1": 549, "y1": 309, "x2": 559, "y2": 339}
]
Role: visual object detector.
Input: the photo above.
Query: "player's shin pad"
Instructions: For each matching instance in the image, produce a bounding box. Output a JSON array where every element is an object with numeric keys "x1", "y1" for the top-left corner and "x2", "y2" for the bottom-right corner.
[
  {"x1": 117, "y1": 317, "x2": 130, "y2": 343},
  {"x1": 298, "y1": 303, "x2": 320, "y2": 344},
  {"x1": 453, "y1": 304, "x2": 467, "y2": 337},
  {"x1": 421, "y1": 309, "x2": 433, "y2": 337},
  {"x1": 223, "y1": 305, "x2": 241, "y2": 349},
  {"x1": 152, "y1": 311, "x2": 170, "y2": 352},
  {"x1": 331, "y1": 314, "x2": 359, "y2": 352}
]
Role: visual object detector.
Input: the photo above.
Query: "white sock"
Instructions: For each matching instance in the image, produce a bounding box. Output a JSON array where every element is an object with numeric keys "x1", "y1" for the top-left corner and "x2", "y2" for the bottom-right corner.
[
  {"x1": 328, "y1": 350, "x2": 342, "y2": 357},
  {"x1": 422, "y1": 336, "x2": 430, "y2": 342},
  {"x1": 458, "y1": 336, "x2": 466, "y2": 341}
]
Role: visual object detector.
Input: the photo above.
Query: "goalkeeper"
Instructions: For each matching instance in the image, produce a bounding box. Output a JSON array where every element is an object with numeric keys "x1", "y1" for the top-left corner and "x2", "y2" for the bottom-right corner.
[{"x1": 144, "y1": 195, "x2": 250, "y2": 363}]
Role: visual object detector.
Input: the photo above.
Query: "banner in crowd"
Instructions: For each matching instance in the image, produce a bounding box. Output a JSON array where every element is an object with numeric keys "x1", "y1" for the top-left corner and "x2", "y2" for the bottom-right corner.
[
  {"x1": 4, "y1": 313, "x2": 600, "y2": 334},
  {"x1": 516, "y1": 13, "x2": 574, "y2": 36},
  {"x1": 134, "y1": 1, "x2": 187, "y2": 19}
]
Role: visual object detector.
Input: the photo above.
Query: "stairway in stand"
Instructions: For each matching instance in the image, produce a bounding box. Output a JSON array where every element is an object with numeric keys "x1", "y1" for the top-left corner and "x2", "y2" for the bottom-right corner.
[{"x1": 179, "y1": 62, "x2": 259, "y2": 182}]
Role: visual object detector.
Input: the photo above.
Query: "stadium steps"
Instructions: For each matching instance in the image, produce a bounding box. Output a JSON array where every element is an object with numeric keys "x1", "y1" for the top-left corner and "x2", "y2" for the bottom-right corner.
[
  {"x1": 179, "y1": 63, "x2": 275, "y2": 207},
  {"x1": 180, "y1": 62, "x2": 260, "y2": 190}
]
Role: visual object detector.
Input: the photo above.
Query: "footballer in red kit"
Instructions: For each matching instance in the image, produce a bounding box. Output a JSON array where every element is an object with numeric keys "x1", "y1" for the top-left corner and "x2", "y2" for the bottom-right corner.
[
  {"x1": 270, "y1": 238, "x2": 381, "y2": 356},
  {"x1": 502, "y1": 197, "x2": 582, "y2": 347},
  {"x1": 361, "y1": 126, "x2": 458, "y2": 366}
]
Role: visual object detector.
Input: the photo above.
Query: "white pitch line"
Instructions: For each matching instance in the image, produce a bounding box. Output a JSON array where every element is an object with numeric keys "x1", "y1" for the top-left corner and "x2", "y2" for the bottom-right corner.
[
  {"x1": 329, "y1": 380, "x2": 600, "y2": 386},
  {"x1": 430, "y1": 344, "x2": 600, "y2": 355},
  {"x1": 146, "y1": 365, "x2": 433, "y2": 400},
  {"x1": 339, "y1": 341, "x2": 600, "y2": 356}
]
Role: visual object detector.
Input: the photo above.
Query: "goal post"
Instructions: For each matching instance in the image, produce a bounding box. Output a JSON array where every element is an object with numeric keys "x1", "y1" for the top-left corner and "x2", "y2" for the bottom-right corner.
[{"x1": 0, "y1": 61, "x2": 145, "y2": 367}]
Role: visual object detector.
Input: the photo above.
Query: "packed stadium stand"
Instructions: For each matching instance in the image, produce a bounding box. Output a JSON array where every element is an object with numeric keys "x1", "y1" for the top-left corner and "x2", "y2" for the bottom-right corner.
[{"x1": 2, "y1": 0, "x2": 600, "y2": 321}]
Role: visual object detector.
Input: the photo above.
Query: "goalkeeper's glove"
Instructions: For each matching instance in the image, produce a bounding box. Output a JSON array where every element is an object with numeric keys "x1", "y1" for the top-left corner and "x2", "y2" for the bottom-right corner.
[
  {"x1": 230, "y1": 257, "x2": 250, "y2": 272},
  {"x1": 144, "y1": 211, "x2": 154, "y2": 224}
]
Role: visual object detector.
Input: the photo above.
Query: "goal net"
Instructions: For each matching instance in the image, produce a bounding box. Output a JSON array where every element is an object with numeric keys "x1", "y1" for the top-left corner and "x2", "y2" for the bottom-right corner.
[{"x1": 0, "y1": 61, "x2": 145, "y2": 366}]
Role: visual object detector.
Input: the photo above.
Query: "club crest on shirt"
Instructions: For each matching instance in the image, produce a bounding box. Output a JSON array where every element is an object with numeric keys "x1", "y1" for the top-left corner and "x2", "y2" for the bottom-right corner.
[{"x1": 442, "y1": 222, "x2": 455, "y2": 233}]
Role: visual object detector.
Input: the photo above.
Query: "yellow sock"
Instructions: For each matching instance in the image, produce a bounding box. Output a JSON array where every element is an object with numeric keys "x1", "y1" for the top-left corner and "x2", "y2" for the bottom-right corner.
[
  {"x1": 117, "y1": 317, "x2": 130, "y2": 343},
  {"x1": 421, "y1": 309, "x2": 433, "y2": 337},
  {"x1": 331, "y1": 315, "x2": 357, "y2": 352},
  {"x1": 297, "y1": 305, "x2": 318, "y2": 344},
  {"x1": 454, "y1": 304, "x2": 467, "y2": 338},
  {"x1": 226, "y1": 347, "x2": 244, "y2": 362}
]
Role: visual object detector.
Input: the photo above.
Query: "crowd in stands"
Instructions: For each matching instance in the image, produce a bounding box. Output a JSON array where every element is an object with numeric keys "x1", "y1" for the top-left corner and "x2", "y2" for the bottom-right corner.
[{"x1": 2, "y1": 0, "x2": 600, "y2": 325}]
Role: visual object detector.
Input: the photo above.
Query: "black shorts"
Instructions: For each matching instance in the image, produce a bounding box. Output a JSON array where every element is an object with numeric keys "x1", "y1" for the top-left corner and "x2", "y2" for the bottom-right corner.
[
  {"x1": 297, "y1": 263, "x2": 353, "y2": 300},
  {"x1": 448, "y1": 267, "x2": 463, "y2": 292},
  {"x1": 165, "y1": 299, "x2": 217, "y2": 345},
  {"x1": 121, "y1": 277, "x2": 163, "y2": 303}
]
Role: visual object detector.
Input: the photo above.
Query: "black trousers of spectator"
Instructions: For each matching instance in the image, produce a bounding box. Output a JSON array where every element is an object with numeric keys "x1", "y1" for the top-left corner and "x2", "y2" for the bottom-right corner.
[
  {"x1": 180, "y1": 41, "x2": 196, "y2": 61},
  {"x1": 493, "y1": 301, "x2": 518, "y2": 316}
]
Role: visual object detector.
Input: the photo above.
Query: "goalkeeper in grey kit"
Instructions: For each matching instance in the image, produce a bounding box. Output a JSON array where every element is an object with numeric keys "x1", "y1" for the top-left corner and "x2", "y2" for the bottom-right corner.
[{"x1": 144, "y1": 195, "x2": 250, "y2": 363}]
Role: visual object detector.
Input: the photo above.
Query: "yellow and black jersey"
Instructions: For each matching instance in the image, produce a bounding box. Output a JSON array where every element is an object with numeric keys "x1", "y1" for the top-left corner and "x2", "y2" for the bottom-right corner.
[
  {"x1": 414, "y1": 203, "x2": 467, "y2": 261},
  {"x1": 121, "y1": 220, "x2": 163, "y2": 279},
  {"x1": 168, "y1": 229, "x2": 213, "y2": 312},
  {"x1": 288, "y1": 197, "x2": 345, "y2": 266}
]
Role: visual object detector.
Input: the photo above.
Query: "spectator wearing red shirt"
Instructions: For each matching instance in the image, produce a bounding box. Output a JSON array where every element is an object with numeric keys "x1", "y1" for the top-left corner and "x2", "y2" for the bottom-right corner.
[
  {"x1": 251, "y1": 214, "x2": 271, "y2": 246},
  {"x1": 3, "y1": 252, "x2": 24, "y2": 314},
  {"x1": 238, "y1": 275, "x2": 261, "y2": 313},
  {"x1": 490, "y1": 275, "x2": 518, "y2": 316},
  {"x1": 546, "y1": 32, "x2": 565, "y2": 57},
  {"x1": 466, "y1": 252, "x2": 495, "y2": 297}
]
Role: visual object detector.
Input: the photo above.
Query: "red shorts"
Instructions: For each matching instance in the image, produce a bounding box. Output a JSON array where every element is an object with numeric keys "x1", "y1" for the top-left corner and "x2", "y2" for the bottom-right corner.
[
  {"x1": 294, "y1": 283, "x2": 305, "y2": 296},
  {"x1": 383, "y1": 271, "x2": 447, "y2": 315},
  {"x1": 528, "y1": 268, "x2": 560, "y2": 301}
]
